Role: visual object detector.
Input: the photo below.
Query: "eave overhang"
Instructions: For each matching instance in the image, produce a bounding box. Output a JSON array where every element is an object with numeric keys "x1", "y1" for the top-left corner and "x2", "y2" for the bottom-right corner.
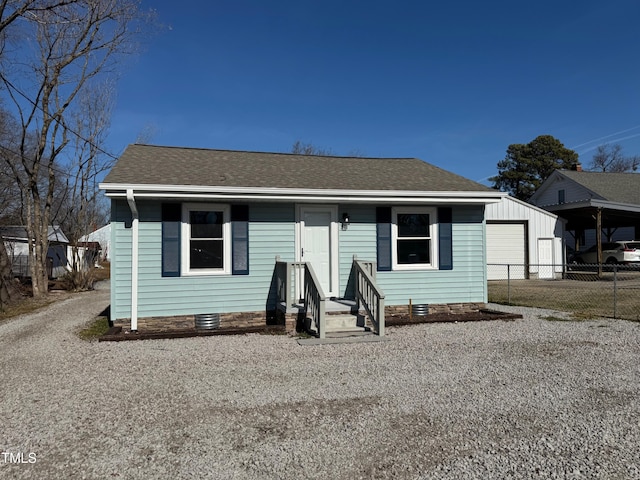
[
  {"x1": 99, "y1": 183, "x2": 505, "y2": 205},
  {"x1": 542, "y1": 199, "x2": 640, "y2": 215}
]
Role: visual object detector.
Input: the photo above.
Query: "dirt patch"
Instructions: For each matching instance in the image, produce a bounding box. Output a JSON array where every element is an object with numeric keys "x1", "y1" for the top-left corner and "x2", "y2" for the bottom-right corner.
[
  {"x1": 99, "y1": 324, "x2": 287, "y2": 341},
  {"x1": 386, "y1": 309, "x2": 522, "y2": 326}
]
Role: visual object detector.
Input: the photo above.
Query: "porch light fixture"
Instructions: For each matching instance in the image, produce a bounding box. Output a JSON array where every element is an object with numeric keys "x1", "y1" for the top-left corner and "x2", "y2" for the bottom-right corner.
[{"x1": 342, "y1": 213, "x2": 350, "y2": 230}]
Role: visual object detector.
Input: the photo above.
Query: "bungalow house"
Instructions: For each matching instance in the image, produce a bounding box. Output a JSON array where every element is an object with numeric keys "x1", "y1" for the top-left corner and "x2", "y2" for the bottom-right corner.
[{"x1": 100, "y1": 145, "x2": 504, "y2": 337}]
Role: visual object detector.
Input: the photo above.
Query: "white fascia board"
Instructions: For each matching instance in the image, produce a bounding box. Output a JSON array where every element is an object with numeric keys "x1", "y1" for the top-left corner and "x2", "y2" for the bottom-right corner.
[
  {"x1": 99, "y1": 183, "x2": 505, "y2": 204},
  {"x1": 545, "y1": 199, "x2": 640, "y2": 214},
  {"x1": 591, "y1": 200, "x2": 640, "y2": 213}
]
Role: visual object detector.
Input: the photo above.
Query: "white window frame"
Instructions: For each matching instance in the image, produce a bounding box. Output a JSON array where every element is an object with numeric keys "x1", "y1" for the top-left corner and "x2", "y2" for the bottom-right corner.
[
  {"x1": 181, "y1": 203, "x2": 231, "y2": 276},
  {"x1": 392, "y1": 206, "x2": 439, "y2": 270}
]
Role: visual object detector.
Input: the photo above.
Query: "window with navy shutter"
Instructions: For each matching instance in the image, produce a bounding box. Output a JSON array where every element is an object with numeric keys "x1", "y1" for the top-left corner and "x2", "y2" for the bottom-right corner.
[
  {"x1": 376, "y1": 207, "x2": 392, "y2": 271},
  {"x1": 161, "y1": 203, "x2": 181, "y2": 277},
  {"x1": 378, "y1": 206, "x2": 453, "y2": 271},
  {"x1": 231, "y1": 205, "x2": 249, "y2": 275},
  {"x1": 438, "y1": 207, "x2": 453, "y2": 270}
]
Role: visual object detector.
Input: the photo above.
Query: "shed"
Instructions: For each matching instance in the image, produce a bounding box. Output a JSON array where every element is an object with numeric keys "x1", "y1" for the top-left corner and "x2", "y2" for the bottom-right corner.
[
  {"x1": 79, "y1": 224, "x2": 111, "y2": 261},
  {"x1": 0, "y1": 225, "x2": 70, "y2": 278},
  {"x1": 485, "y1": 196, "x2": 565, "y2": 280}
]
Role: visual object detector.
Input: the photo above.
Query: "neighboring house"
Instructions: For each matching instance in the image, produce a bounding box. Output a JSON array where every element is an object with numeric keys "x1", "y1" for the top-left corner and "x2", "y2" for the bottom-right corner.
[
  {"x1": 485, "y1": 196, "x2": 566, "y2": 280},
  {"x1": 100, "y1": 144, "x2": 504, "y2": 335},
  {"x1": 529, "y1": 166, "x2": 640, "y2": 253},
  {"x1": 0, "y1": 225, "x2": 69, "y2": 278},
  {"x1": 78, "y1": 224, "x2": 111, "y2": 261}
]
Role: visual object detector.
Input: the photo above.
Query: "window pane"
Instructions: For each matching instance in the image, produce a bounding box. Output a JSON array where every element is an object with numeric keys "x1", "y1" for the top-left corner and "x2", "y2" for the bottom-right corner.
[
  {"x1": 397, "y1": 239, "x2": 430, "y2": 264},
  {"x1": 190, "y1": 240, "x2": 223, "y2": 269},
  {"x1": 397, "y1": 213, "x2": 430, "y2": 237},
  {"x1": 190, "y1": 211, "x2": 223, "y2": 238}
]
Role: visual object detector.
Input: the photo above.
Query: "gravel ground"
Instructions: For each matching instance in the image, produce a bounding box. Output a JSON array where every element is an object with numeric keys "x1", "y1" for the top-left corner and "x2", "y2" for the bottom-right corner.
[{"x1": 1, "y1": 284, "x2": 639, "y2": 479}]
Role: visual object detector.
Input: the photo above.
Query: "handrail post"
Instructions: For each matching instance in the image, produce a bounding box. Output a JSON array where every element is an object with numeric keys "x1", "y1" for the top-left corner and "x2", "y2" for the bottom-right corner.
[
  {"x1": 318, "y1": 296, "x2": 326, "y2": 339},
  {"x1": 353, "y1": 258, "x2": 385, "y2": 337},
  {"x1": 285, "y1": 262, "x2": 292, "y2": 307},
  {"x1": 378, "y1": 296, "x2": 385, "y2": 337}
]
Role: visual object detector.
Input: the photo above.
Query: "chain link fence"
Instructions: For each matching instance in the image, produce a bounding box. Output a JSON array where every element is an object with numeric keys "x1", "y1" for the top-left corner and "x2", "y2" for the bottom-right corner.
[
  {"x1": 10, "y1": 255, "x2": 54, "y2": 279},
  {"x1": 488, "y1": 263, "x2": 640, "y2": 321}
]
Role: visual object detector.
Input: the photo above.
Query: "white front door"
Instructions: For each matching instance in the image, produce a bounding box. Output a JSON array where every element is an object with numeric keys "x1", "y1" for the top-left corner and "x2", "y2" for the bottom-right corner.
[
  {"x1": 538, "y1": 238, "x2": 554, "y2": 279},
  {"x1": 298, "y1": 206, "x2": 338, "y2": 296}
]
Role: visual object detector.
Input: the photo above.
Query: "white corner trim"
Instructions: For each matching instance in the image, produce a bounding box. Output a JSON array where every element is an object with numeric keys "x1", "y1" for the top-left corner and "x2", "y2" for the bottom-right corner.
[{"x1": 126, "y1": 189, "x2": 139, "y2": 332}]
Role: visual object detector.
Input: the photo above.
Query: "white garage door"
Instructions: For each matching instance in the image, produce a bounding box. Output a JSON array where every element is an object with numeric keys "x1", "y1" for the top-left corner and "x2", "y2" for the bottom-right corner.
[{"x1": 486, "y1": 223, "x2": 526, "y2": 280}]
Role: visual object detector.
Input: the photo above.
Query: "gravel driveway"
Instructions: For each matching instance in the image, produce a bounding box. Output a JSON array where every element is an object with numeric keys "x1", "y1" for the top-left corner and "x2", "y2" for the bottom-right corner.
[{"x1": 1, "y1": 284, "x2": 639, "y2": 479}]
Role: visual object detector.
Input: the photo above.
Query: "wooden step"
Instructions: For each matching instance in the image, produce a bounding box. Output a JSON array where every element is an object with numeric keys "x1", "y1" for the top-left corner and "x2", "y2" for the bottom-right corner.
[
  {"x1": 325, "y1": 313, "x2": 360, "y2": 330},
  {"x1": 305, "y1": 313, "x2": 370, "y2": 336}
]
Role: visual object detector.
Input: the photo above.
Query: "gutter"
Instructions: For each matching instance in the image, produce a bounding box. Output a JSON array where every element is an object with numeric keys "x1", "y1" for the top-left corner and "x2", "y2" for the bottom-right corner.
[
  {"x1": 100, "y1": 184, "x2": 505, "y2": 205},
  {"x1": 126, "y1": 189, "x2": 139, "y2": 333}
]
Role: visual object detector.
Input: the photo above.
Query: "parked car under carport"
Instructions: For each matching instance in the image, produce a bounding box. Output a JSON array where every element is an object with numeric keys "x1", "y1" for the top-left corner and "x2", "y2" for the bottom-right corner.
[{"x1": 573, "y1": 241, "x2": 640, "y2": 265}]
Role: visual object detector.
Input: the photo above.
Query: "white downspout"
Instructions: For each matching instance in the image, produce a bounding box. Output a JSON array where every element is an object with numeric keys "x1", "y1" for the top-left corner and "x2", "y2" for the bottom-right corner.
[{"x1": 126, "y1": 189, "x2": 139, "y2": 332}]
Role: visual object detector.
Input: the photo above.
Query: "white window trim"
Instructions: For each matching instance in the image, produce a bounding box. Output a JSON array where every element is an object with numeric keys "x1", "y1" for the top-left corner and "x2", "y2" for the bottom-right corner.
[
  {"x1": 392, "y1": 206, "x2": 439, "y2": 270},
  {"x1": 181, "y1": 202, "x2": 231, "y2": 276}
]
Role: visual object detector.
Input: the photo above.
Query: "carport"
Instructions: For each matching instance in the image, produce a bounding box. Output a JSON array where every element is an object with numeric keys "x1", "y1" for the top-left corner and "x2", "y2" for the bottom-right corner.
[{"x1": 529, "y1": 168, "x2": 640, "y2": 267}]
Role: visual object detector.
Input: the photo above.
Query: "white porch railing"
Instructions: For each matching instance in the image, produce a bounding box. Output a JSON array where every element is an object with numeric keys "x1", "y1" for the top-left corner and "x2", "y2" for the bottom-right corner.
[
  {"x1": 275, "y1": 257, "x2": 306, "y2": 307},
  {"x1": 353, "y1": 257, "x2": 385, "y2": 336},
  {"x1": 303, "y1": 263, "x2": 326, "y2": 339},
  {"x1": 275, "y1": 257, "x2": 326, "y2": 338}
]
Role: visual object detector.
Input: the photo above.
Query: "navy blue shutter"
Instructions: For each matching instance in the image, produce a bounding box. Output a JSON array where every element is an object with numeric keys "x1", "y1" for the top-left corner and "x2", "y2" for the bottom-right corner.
[
  {"x1": 161, "y1": 203, "x2": 181, "y2": 277},
  {"x1": 376, "y1": 207, "x2": 392, "y2": 271},
  {"x1": 231, "y1": 205, "x2": 249, "y2": 275},
  {"x1": 438, "y1": 207, "x2": 453, "y2": 270}
]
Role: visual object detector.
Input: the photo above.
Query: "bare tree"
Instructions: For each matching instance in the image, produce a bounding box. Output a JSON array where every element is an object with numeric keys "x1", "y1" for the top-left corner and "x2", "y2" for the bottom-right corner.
[
  {"x1": 54, "y1": 83, "x2": 114, "y2": 289},
  {"x1": 0, "y1": 0, "x2": 153, "y2": 297},
  {"x1": 589, "y1": 144, "x2": 639, "y2": 172},
  {"x1": 0, "y1": 106, "x2": 24, "y2": 309},
  {"x1": 0, "y1": 1, "x2": 80, "y2": 32},
  {"x1": 291, "y1": 140, "x2": 335, "y2": 156},
  {"x1": 0, "y1": 238, "x2": 19, "y2": 310},
  {"x1": 0, "y1": 107, "x2": 23, "y2": 223},
  {"x1": 134, "y1": 123, "x2": 158, "y2": 144}
]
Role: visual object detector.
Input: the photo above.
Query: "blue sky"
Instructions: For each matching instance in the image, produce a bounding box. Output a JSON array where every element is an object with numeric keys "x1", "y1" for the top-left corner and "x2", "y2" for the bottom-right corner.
[{"x1": 109, "y1": 0, "x2": 640, "y2": 184}]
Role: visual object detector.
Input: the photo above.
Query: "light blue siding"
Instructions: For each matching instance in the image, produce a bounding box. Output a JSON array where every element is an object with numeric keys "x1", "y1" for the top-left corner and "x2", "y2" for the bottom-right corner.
[
  {"x1": 337, "y1": 205, "x2": 376, "y2": 298},
  {"x1": 111, "y1": 200, "x2": 487, "y2": 320},
  {"x1": 111, "y1": 200, "x2": 295, "y2": 319},
  {"x1": 337, "y1": 205, "x2": 486, "y2": 305}
]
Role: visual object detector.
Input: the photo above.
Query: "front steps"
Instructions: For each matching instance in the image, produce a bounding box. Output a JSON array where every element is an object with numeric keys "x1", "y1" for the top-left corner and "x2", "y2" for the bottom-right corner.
[
  {"x1": 304, "y1": 300, "x2": 372, "y2": 338},
  {"x1": 296, "y1": 300, "x2": 388, "y2": 345},
  {"x1": 299, "y1": 311, "x2": 389, "y2": 345},
  {"x1": 318, "y1": 313, "x2": 370, "y2": 336}
]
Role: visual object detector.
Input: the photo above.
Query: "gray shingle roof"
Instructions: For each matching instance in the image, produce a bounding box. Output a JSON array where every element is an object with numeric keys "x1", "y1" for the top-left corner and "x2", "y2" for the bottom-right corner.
[
  {"x1": 103, "y1": 144, "x2": 493, "y2": 193},
  {"x1": 561, "y1": 170, "x2": 640, "y2": 205},
  {"x1": 0, "y1": 226, "x2": 69, "y2": 243}
]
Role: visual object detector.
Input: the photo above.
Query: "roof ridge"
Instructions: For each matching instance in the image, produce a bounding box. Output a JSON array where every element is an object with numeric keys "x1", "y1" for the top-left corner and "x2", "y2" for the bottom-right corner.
[
  {"x1": 562, "y1": 169, "x2": 640, "y2": 175},
  {"x1": 130, "y1": 143, "x2": 417, "y2": 161}
]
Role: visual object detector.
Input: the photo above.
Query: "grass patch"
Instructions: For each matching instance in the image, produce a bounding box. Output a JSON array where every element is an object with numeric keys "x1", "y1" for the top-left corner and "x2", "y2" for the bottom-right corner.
[
  {"x1": 78, "y1": 316, "x2": 110, "y2": 341},
  {"x1": 91, "y1": 262, "x2": 110, "y2": 282},
  {"x1": 488, "y1": 277, "x2": 640, "y2": 321},
  {"x1": 0, "y1": 295, "x2": 60, "y2": 324}
]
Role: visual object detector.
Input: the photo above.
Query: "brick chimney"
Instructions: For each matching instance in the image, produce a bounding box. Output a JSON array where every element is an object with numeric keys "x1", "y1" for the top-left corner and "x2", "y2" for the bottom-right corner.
[{"x1": 572, "y1": 163, "x2": 582, "y2": 171}]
